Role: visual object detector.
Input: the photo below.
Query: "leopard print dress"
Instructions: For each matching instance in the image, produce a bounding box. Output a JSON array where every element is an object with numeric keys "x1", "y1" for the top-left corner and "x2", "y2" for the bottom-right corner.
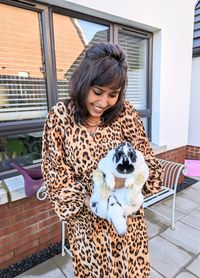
[{"x1": 42, "y1": 100, "x2": 162, "y2": 278}]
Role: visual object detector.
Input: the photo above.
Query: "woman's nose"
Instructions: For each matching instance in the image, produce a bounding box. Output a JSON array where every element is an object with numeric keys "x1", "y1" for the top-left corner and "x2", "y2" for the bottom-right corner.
[{"x1": 99, "y1": 95, "x2": 108, "y2": 107}]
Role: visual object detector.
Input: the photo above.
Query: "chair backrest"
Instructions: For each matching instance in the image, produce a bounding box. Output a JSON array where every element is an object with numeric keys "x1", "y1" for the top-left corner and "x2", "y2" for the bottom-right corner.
[{"x1": 158, "y1": 159, "x2": 185, "y2": 191}]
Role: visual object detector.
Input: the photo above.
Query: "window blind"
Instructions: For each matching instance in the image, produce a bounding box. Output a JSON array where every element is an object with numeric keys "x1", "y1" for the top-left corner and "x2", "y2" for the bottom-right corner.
[{"x1": 118, "y1": 32, "x2": 148, "y2": 110}]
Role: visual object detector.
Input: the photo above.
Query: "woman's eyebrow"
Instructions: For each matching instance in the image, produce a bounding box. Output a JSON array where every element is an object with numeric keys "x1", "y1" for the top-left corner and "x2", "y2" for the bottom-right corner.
[{"x1": 94, "y1": 86, "x2": 121, "y2": 93}]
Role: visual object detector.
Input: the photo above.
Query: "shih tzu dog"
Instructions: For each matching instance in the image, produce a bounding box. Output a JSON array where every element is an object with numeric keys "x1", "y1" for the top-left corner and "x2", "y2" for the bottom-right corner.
[{"x1": 90, "y1": 142, "x2": 149, "y2": 236}]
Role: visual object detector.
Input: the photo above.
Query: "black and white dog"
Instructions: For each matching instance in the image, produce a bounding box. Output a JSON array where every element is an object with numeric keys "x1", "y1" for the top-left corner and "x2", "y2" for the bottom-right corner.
[{"x1": 90, "y1": 142, "x2": 149, "y2": 235}]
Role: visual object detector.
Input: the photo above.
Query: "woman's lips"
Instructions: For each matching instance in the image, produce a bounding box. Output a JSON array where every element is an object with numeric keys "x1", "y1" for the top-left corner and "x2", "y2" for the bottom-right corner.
[{"x1": 92, "y1": 105, "x2": 105, "y2": 114}]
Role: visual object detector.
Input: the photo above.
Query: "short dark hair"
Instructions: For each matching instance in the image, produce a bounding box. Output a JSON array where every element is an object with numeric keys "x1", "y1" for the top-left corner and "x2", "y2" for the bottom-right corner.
[{"x1": 67, "y1": 42, "x2": 128, "y2": 126}]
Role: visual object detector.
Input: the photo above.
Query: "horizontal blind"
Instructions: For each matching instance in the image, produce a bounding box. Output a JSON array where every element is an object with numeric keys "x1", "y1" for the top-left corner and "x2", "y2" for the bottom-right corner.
[
  {"x1": 193, "y1": 1, "x2": 200, "y2": 55},
  {"x1": 0, "y1": 4, "x2": 48, "y2": 122},
  {"x1": 53, "y1": 14, "x2": 109, "y2": 102},
  {"x1": 118, "y1": 32, "x2": 148, "y2": 110}
]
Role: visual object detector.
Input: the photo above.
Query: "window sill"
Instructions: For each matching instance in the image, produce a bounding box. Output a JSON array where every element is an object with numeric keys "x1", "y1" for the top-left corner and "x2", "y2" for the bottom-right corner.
[
  {"x1": 0, "y1": 175, "x2": 26, "y2": 205},
  {"x1": 151, "y1": 143, "x2": 167, "y2": 155}
]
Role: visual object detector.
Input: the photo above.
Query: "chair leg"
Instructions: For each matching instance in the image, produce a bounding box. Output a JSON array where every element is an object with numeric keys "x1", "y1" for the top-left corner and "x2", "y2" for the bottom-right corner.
[
  {"x1": 171, "y1": 193, "x2": 176, "y2": 230},
  {"x1": 61, "y1": 221, "x2": 65, "y2": 256}
]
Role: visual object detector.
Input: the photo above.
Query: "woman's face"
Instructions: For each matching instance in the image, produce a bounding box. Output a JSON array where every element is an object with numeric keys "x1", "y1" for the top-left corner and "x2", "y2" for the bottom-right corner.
[{"x1": 85, "y1": 85, "x2": 121, "y2": 120}]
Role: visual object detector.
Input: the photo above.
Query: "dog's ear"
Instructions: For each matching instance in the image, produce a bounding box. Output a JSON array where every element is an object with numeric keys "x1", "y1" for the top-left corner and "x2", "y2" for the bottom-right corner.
[
  {"x1": 129, "y1": 149, "x2": 137, "y2": 163},
  {"x1": 113, "y1": 150, "x2": 123, "y2": 163}
]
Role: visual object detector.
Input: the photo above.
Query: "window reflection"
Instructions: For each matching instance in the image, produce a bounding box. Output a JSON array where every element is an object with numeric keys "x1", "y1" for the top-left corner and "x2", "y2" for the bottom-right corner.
[
  {"x1": 53, "y1": 14, "x2": 109, "y2": 101},
  {"x1": 0, "y1": 132, "x2": 42, "y2": 174},
  {"x1": 0, "y1": 4, "x2": 47, "y2": 122}
]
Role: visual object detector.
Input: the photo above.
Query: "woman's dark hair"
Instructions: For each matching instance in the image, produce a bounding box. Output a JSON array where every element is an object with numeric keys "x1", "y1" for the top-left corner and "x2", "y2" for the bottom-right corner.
[{"x1": 67, "y1": 42, "x2": 128, "y2": 126}]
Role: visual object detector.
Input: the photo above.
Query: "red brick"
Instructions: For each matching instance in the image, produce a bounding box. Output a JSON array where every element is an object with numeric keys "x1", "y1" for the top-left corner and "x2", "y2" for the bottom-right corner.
[
  {"x1": 0, "y1": 218, "x2": 10, "y2": 229},
  {"x1": 40, "y1": 228, "x2": 61, "y2": 244},
  {"x1": 0, "y1": 251, "x2": 14, "y2": 265},
  {"x1": 14, "y1": 239, "x2": 39, "y2": 256}
]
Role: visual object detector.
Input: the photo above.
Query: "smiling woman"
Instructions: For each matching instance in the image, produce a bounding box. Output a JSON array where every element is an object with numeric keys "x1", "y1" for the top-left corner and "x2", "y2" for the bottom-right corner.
[{"x1": 42, "y1": 42, "x2": 162, "y2": 278}]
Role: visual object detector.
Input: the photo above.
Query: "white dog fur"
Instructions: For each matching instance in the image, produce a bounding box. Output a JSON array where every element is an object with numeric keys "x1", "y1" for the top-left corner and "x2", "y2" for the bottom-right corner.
[{"x1": 90, "y1": 142, "x2": 149, "y2": 235}]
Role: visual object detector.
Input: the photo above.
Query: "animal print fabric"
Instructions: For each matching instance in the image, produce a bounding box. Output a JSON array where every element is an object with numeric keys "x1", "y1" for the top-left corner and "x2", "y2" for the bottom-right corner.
[{"x1": 42, "y1": 100, "x2": 162, "y2": 277}]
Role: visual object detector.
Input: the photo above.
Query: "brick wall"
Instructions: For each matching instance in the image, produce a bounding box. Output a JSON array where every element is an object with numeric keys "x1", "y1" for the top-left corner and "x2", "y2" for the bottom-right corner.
[
  {"x1": 185, "y1": 145, "x2": 200, "y2": 160},
  {"x1": 1, "y1": 144, "x2": 200, "y2": 269},
  {"x1": 0, "y1": 198, "x2": 60, "y2": 269}
]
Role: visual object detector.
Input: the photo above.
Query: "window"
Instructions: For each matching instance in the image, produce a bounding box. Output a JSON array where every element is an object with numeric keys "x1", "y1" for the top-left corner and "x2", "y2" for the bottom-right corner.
[
  {"x1": 117, "y1": 27, "x2": 152, "y2": 137},
  {"x1": 0, "y1": 0, "x2": 152, "y2": 175},
  {"x1": 0, "y1": 3, "x2": 47, "y2": 123},
  {"x1": 193, "y1": 0, "x2": 200, "y2": 57},
  {"x1": 53, "y1": 14, "x2": 109, "y2": 101}
]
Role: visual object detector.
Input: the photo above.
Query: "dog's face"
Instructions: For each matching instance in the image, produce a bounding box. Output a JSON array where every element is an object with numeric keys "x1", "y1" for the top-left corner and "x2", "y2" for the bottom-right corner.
[{"x1": 113, "y1": 142, "x2": 137, "y2": 175}]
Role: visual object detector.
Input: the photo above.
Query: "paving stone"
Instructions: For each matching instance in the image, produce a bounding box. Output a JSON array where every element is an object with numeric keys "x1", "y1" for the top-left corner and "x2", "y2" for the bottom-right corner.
[
  {"x1": 150, "y1": 268, "x2": 163, "y2": 277},
  {"x1": 176, "y1": 271, "x2": 197, "y2": 277},
  {"x1": 145, "y1": 202, "x2": 185, "y2": 227},
  {"x1": 149, "y1": 236, "x2": 191, "y2": 278},
  {"x1": 191, "y1": 181, "x2": 200, "y2": 191},
  {"x1": 163, "y1": 192, "x2": 199, "y2": 213},
  {"x1": 180, "y1": 208, "x2": 200, "y2": 230},
  {"x1": 187, "y1": 254, "x2": 200, "y2": 277},
  {"x1": 160, "y1": 221, "x2": 200, "y2": 255},
  {"x1": 53, "y1": 253, "x2": 74, "y2": 278},
  {"x1": 16, "y1": 259, "x2": 66, "y2": 277},
  {"x1": 180, "y1": 186, "x2": 200, "y2": 204},
  {"x1": 145, "y1": 217, "x2": 166, "y2": 239}
]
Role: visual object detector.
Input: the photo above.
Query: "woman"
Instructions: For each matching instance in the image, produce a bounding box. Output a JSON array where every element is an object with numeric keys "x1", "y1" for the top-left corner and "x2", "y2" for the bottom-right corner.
[{"x1": 42, "y1": 42, "x2": 162, "y2": 277}]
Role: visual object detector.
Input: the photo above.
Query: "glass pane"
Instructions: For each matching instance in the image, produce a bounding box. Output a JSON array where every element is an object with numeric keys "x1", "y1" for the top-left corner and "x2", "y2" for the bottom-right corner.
[
  {"x1": 141, "y1": 117, "x2": 148, "y2": 133},
  {"x1": 53, "y1": 14, "x2": 109, "y2": 101},
  {"x1": 0, "y1": 4, "x2": 48, "y2": 123},
  {"x1": 118, "y1": 32, "x2": 148, "y2": 110},
  {"x1": 0, "y1": 131, "x2": 42, "y2": 175}
]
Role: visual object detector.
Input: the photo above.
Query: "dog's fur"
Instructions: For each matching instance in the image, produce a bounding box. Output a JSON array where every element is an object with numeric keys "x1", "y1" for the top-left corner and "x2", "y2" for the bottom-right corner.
[{"x1": 90, "y1": 142, "x2": 149, "y2": 235}]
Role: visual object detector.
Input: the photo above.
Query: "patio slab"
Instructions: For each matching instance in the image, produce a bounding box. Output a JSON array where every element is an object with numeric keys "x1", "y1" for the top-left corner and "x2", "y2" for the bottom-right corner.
[
  {"x1": 186, "y1": 254, "x2": 200, "y2": 277},
  {"x1": 144, "y1": 202, "x2": 185, "y2": 226},
  {"x1": 53, "y1": 253, "x2": 74, "y2": 278},
  {"x1": 180, "y1": 186, "x2": 200, "y2": 204},
  {"x1": 180, "y1": 207, "x2": 200, "y2": 230},
  {"x1": 150, "y1": 267, "x2": 163, "y2": 278},
  {"x1": 16, "y1": 259, "x2": 66, "y2": 277},
  {"x1": 145, "y1": 217, "x2": 166, "y2": 239},
  {"x1": 163, "y1": 192, "x2": 199, "y2": 213},
  {"x1": 160, "y1": 221, "x2": 200, "y2": 255},
  {"x1": 176, "y1": 271, "x2": 197, "y2": 277},
  {"x1": 149, "y1": 236, "x2": 191, "y2": 278}
]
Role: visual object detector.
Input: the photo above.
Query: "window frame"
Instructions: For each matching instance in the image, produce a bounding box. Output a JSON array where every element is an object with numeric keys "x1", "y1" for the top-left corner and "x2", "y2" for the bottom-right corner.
[{"x1": 0, "y1": 0, "x2": 153, "y2": 139}]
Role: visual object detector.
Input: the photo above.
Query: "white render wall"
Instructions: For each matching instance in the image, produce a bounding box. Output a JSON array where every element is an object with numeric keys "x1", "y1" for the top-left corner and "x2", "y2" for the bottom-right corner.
[
  {"x1": 41, "y1": 0, "x2": 196, "y2": 150},
  {"x1": 188, "y1": 57, "x2": 200, "y2": 147}
]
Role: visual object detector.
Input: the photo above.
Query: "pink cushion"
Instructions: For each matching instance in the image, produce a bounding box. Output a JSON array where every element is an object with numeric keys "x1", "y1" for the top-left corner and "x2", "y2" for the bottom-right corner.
[{"x1": 185, "y1": 160, "x2": 200, "y2": 176}]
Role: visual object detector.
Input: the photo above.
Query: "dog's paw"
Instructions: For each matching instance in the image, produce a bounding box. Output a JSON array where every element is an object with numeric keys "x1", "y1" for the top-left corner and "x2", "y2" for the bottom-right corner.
[
  {"x1": 105, "y1": 174, "x2": 115, "y2": 190},
  {"x1": 134, "y1": 173, "x2": 146, "y2": 186},
  {"x1": 124, "y1": 177, "x2": 135, "y2": 188},
  {"x1": 92, "y1": 169, "x2": 105, "y2": 186}
]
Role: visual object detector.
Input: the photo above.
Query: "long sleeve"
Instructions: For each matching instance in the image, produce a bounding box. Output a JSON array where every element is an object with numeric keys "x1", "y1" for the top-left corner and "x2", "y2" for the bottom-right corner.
[
  {"x1": 41, "y1": 105, "x2": 86, "y2": 221},
  {"x1": 121, "y1": 101, "x2": 162, "y2": 197}
]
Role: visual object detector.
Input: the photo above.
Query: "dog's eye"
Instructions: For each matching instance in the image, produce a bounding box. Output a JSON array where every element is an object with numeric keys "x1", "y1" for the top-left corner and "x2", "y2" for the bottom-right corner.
[
  {"x1": 117, "y1": 151, "x2": 122, "y2": 158},
  {"x1": 129, "y1": 152, "x2": 136, "y2": 160}
]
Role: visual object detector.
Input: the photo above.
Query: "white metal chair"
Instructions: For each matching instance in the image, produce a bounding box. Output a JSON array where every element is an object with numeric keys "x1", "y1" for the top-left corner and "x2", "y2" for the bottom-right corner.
[
  {"x1": 37, "y1": 186, "x2": 72, "y2": 257},
  {"x1": 144, "y1": 159, "x2": 186, "y2": 229}
]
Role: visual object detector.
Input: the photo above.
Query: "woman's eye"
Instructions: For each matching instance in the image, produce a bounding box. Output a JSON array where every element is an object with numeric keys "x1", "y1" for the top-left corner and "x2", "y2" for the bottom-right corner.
[
  {"x1": 93, "y1": 89, "x2": 102, "y2": 96},
  {"x1": 110, "y1": 94, "x2": 118, "y2": 98}
]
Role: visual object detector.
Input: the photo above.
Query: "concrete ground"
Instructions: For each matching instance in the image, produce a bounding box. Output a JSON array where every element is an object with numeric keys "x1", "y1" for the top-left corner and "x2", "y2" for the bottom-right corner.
[{"x1": 17, "y1": 180, "x2": 200, "y2": 278}]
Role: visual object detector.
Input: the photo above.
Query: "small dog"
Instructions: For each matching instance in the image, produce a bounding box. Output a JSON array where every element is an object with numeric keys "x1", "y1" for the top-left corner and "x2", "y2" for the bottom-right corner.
[{"x1": 90, "y1": 142, "x2": 149, "y2": 235}]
